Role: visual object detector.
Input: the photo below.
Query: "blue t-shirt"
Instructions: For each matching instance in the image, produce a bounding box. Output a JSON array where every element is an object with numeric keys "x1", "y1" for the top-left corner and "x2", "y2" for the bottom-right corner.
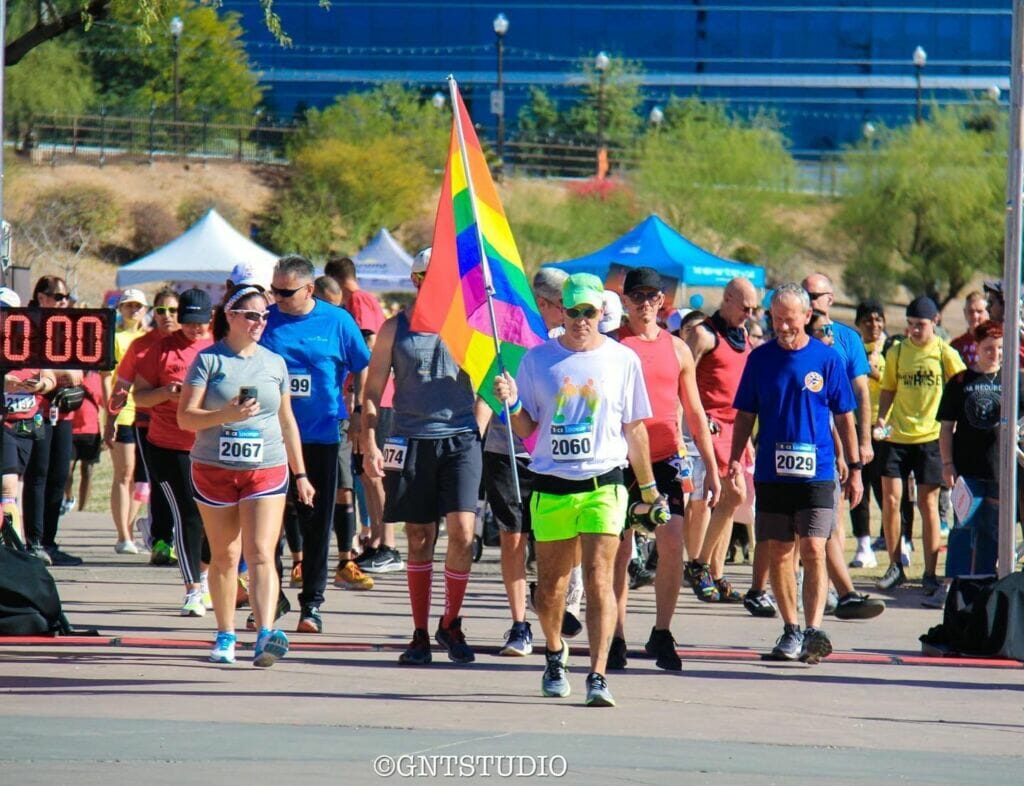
[
  {"x1": 260, "y1": 299, "x2": 371, "y2": 444},
  {"x1": 831, "y1": 321, "x2": 870, "y2": 381},
  {"x1": 733, "y1": 338, "x2": 856, "y2": 483}
]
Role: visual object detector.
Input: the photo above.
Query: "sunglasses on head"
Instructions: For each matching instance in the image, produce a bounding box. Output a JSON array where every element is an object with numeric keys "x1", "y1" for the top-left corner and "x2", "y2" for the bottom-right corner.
[
  {"x1": 565, "y1": 306, "x2": 598, "y2": 320},
  {"x1": 270, "y1": 284, "x2": 307, "y2": 298},
  {"x1": 626, "y1": 289, "x2": 661, "y2": 304},
  {"x1": 805, "y1": 290, "x2": 831, "y2": 300},
  {"x1": 153, "y1": 306, "x2": 178, "y2": 316},
  {"x1": 230, "y1": 309, "x2": 270, "y2": 323},
  {"x1": 46, "y1": 292, "x2": 69, "y2": 302}
]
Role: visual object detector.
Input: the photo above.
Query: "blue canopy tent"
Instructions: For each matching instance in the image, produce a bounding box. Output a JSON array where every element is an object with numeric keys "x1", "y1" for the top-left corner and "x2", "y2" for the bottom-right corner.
[{"x1": 549, "y1": 215, "x2": 765, "y2": 288}]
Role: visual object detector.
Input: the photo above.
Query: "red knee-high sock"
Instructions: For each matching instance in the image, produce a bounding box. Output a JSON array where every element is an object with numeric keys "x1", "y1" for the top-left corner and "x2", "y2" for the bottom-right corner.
[
  {"x1": 407, "y1": 560, "x2": 433, "y2": 631},
  {"x1": 441, "y1": 568, "x2": 470, "y2": 629}
]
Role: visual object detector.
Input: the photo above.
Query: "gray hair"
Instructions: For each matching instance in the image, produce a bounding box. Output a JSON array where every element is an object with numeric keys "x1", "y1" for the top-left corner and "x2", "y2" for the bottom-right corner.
[
  {"x1": 275, "y1": 254, "x2": 315, "y2": 282},
  {"x1": 533, "y1": 267, "x2": 568, "y2": 303},
  {"x1": 771, "y1": 283, "x2": 811, "y2": 310}
]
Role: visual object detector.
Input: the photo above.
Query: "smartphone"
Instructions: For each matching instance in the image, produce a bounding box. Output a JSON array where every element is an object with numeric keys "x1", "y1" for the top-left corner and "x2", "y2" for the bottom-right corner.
[{"x1": 239, "y1": 386, "x2": 258, "y2": 405}]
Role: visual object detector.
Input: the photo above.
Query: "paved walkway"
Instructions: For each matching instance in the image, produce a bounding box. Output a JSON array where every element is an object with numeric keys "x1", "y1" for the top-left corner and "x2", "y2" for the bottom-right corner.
[{"x1": 1, "y1": 512, "x2": 1021, "y2": 784}]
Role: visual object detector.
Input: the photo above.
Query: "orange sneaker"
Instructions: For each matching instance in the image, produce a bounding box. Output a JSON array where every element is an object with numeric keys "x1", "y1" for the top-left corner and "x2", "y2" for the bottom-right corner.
[
  {"x1": 334, "y1": 560, "x2": 374, "y2": 591},
  {"x1": 289, "y1": 562, "x2": 303, "y2": 587}
]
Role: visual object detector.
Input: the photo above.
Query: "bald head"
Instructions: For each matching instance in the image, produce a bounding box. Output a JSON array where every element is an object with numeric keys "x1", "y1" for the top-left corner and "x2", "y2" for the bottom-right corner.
[
  {"x1": 720, "y1": 277, "x2": 758, "y2": 327},
  {"x1": 801, "y1": 271, "x2": 834, "y2": 314}
]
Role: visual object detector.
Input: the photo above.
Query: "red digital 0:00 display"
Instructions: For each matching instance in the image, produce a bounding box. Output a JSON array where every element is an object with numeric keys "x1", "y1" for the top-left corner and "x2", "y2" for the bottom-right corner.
[{"x1": 0, "y1": 308, "x2": 117, "y2": 371}]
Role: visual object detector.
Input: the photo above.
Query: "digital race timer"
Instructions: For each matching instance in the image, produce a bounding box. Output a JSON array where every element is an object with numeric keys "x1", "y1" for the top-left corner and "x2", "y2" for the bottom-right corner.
[{"x1": 0, "y1": 308, "x2": 117, "y2": 370}]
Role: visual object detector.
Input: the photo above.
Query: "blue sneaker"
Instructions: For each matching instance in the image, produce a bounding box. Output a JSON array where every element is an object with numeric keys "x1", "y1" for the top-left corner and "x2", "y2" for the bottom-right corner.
[
  {"x1": 584, "y1": 672, "x2": 616, "y2": 707},
  {"x1": 253, "y1": 628, "x2": 289, "y2": 668},
  {"x1": 435, "y1": 616, "x2": 475, "y2": 663},
  {"x1": 500, "y1": 621, "x2": 533, "y2": 657},
  {"x1": 769, "y1": 624, "x2": 803, "y2": 661},
  {"x1": 541, "y1": 643, "x2": 570, "y2": 698},
  {"x1": 209, "y1": 631, "x2": 236, "y2": 664}
]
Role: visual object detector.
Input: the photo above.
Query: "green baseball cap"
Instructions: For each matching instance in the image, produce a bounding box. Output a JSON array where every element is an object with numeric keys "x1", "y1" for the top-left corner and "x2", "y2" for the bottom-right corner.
[{"x1": 562, "y1": 273, "x2": 605, "y2": 310}]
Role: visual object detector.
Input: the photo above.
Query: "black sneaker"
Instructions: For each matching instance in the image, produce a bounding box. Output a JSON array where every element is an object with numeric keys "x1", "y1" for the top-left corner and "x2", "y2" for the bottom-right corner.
[
  {"x1": 834, "y1": 592, "x2": 885, "y2": 620},
  {"x1": 644, "y1": 627, "x2": 682, "y2": 671},
  {"x1": 561, "y1": 609, "x2": 583, "y2": 638},
  {"x1": 921, "y1": 573, "x2": 941, "y2": 595},
  {"x1": 245, "y1": 593, "x2": 292, "y2": 631},
  {"x1": 296, "y1": 604, "x2": 323, "y2": 633},
  {"x1": 743, "y1": 589, "x2": 778, "y2": 618},
  {"x1": 876, "y1": 562, "x2": 906, "y2": 591},
  {"x1": 398, "y1": 628, "x2": 433, "y2": 665},
  {"x1": 353, "y1": 545, "x2": 378, "y2": 568},
  {"x1": 799, "y1": 627, "x2": 833, "y2": 665},
  {"x1": 45, "y1": 544, "x2": 83, "y2": 566},
  {"x1": 363, "y1": 546, "x2": 405, "y2": 574},
  {"x1": 627, "y1": 557, "x2": 655, "y2": 590},
  {"x1": 435, "y1": 616, "x2": 475, "y2": 663},
  {"x1": 607, "y1": 635, "x2": 628, "y2": 670},
  {"x1": 28, "y1": 544, "x2": 53, "y2": 566}
]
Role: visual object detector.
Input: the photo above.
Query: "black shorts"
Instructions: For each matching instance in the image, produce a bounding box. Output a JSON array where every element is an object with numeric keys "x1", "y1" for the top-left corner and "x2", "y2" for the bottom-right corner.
[
  {"x1": 754, "y1": 481, "x2": 836, "y2": 542},
  {"x1": 115, "y1": 424, "x2": 135, "y2": 444},
  {"x1": 1, "y1": 425, "x2": 34, "y2": 476},
  {"x1": 483, "y1": 451, "x2": 534, "y2": 534},
  {"x1": 879, "y1": 440, "x2": 943, "y2": 486},
  {"x1": 336, "y1": 419, "x2": 354, "y2": 490},
  {"x1": 625, "y1": 458, "x2": 687, "y2": 516},
  {"x1": 72, "y1": 433, "x2": 103, "y2": 464},
  {"x1": 383, "y1": 431, "x2": 483, "y2": 524}
]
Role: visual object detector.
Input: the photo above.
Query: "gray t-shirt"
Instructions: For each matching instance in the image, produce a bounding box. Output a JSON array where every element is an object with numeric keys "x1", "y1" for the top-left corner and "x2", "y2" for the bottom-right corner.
[{"x1": 186, "y1": 342, "x2": 289, "y2": 469}]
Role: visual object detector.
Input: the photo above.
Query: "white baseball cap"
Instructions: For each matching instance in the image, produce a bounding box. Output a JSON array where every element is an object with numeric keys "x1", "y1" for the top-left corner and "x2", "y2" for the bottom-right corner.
[
  {"x1": 229, "y1": 262, "x2": 262, "y2": 287},
  {"x1": 0, "y1": 287, "x2": 21, "y2": 307},
  {"x1": 118, "y1": 288, "x2": 148, "y2": 307},
  {"x1": 412, "y1": 247, "x2": 432, "y2": 274}
]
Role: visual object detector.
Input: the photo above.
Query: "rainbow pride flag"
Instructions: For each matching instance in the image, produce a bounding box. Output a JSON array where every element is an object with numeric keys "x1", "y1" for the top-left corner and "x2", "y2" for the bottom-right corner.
[{"x1": 411, "y1": 80, "x2": 548, "y2": 414}]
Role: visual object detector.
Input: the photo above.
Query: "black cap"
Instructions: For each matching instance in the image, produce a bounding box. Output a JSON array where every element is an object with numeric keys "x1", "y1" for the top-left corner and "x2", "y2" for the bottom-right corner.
[
  {"x1": 906, "y1": 295, "x2": 938, "y2": 320},
  {"x1": 623, "y1": 266, "x2": 662, "y2": 293},
  {"x1": 855, "y1": 298, "x2": 885, "y2": 323},
  {"x1": 179, "y1": 288, "x2": 212, "y2": 324}
]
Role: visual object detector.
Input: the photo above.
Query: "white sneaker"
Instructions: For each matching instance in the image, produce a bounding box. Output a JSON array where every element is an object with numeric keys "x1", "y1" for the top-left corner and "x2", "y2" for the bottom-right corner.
[
  {"x1": 900, "y1": 538, "x2": 913, "y2": 568},
  {"x1": 114, "y1": 540, "x2": 139, "y2": 555},
  {"x1": 181, "y1": 589, "x2": 206, "y2": 617},
  {"x1": 849, "y1": 549, "x2": 877, "y2": 569}
]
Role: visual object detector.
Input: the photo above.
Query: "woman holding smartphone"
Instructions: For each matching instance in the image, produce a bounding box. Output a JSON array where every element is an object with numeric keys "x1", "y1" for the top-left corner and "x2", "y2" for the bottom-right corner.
[
  {"x1": 179, "y1": 285, "x2": 313, "y2": 667},
  {"x1": 133, "y1": 289, "x2": 214, "y2": 617}
]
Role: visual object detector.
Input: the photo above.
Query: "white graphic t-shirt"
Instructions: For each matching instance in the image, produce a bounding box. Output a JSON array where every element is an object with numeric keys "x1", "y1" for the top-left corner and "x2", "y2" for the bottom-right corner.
[{"x1": 516, "y1": 337, "x2": 652, "y2": 480}]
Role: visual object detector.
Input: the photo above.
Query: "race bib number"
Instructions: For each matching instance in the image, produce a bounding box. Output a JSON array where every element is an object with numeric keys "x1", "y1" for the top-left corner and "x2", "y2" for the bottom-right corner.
[
  {"x1": 4, "y1": 394, "x2": 35, "y2": 414},
  {"x1": 775, "y1": 442, "x2": 816, "y2": 478},
  {"x1": 289, "y1": 373, "x2": 312, "y2": 398},
  {"x1": 550, "y1": 424, "x2": 595, "y2": 462},
  {"x1": 382, "y1": 437, "x2": 408, "y2": 471},
  {"x1": 219, "y1": 429, "x2": 263, "y2": 464}
]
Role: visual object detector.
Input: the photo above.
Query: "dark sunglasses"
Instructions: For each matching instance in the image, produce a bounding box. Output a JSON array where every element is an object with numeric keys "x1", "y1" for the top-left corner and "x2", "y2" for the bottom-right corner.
[
  {"x1": 46, "y1": 292, "x2": 69, "y2": 302},
  {"x1": 230, "y1": 309, "x2": 270, "y2": 323},
  {"x1": 565, "y1": 306, "x2": 599, "y2": 320},
  {"x1": 812, "y1": 324, "x2": 834, "y2": 338},
  {"x1": 271, "y1": 284, "x2": 307, "y2": 298},
  {"x1": 153, "y1": 306, "x2": 178, "y2": 316},
  {"x1": 626, "y1": 290, "x2": 661, "y2": 304}
]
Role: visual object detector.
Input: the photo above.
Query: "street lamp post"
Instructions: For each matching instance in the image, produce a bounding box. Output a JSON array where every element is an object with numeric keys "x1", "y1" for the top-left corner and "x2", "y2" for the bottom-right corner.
[
  {"x1": 649, "y1": 105, "x2": 664, "y2": 129},
  {"x1": 913, "y1": 45, "x2": 927, "y2": 125},
  {"x1": 493, "y1": 13, "x2": 509, "y2": 175},
  {"x1": 171, "y1": 15, "x2": 184, "y2": 154},
  {"x1": 595, "y1": 51, "x2": 610, "y2": 177}
]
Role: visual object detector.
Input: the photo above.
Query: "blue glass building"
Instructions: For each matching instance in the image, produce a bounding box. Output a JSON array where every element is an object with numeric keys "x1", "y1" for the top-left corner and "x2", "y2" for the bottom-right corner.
[{"x1": 222, "y1": 1, "x2": 1011, "y2": 155}]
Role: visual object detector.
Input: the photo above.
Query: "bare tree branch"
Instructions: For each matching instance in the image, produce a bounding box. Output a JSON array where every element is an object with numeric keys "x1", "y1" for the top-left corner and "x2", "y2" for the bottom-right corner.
[{"x1": 5, "y1": 0, "x2": 111, "y2": 66}]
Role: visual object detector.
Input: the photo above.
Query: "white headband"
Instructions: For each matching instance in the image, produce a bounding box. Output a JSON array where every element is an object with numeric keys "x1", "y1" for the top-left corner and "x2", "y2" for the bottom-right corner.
[{"x1": 225, "y1": 286, "x2": 263, "y2": 311}]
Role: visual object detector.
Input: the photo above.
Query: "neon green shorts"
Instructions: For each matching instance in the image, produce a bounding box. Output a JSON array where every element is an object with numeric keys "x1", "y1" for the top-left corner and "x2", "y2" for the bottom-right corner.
[{"x1": 530, "y1": 484, "x2": 627, "y2": 542}]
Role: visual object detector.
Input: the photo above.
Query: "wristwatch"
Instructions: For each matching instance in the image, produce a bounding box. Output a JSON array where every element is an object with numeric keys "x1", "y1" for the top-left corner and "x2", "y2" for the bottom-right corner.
[{"x1": 848, "y1": 461, "x2": 864, "y2": 471}]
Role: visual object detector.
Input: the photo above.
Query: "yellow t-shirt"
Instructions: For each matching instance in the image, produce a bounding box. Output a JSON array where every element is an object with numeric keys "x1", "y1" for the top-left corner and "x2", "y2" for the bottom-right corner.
[
  {"x1": 880, "y1": 337, "x2": 966, "y2": 444},
  {"x1": 863, "y1": 338, "x2": 886, "y2": 423},
  {"x1": 113, "y1": 326, "x2": 147, "y2": 427}
]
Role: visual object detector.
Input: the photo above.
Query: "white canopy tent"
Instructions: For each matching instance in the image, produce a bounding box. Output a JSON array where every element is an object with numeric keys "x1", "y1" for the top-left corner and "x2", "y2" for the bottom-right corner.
[
  {"x1": 353, "y1": 228, "x2": 415, "y2": 292},
  {"x1": 116, "y1": 209, "x2": 277, "y2": 288}
]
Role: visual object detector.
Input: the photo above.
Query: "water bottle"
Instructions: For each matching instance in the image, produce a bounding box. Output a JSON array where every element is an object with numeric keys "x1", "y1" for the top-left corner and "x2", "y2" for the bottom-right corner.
[
  {"x1": 132, "y1": 481, "x2": 151, "y2": 504},
  {"x1": 872, "y1": 424, "x2": 892, "y2": 441},
  {"x1": 677, "y1": 456, "x2": 695, "y2": 494},
  {"x1": 627, "y1": 500, "x2": 670, "y2": 534}
]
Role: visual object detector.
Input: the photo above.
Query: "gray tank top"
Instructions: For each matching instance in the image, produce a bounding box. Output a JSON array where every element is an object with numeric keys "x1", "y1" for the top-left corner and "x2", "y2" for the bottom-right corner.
[{"x1": 391, "y1": 312, "x2": 477, "y2": 438}]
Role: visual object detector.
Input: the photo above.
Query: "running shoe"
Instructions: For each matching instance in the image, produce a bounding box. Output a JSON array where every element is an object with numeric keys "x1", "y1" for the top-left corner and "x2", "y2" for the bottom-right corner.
[
  {"x1": 833, "y1": 592, "x2": 886, "y2": 620},
  {"x1": 181, "y1": 589, "x2": 206, "y2": 617},
  {"x1": 209, "y1": 631, "x2": 237, "y2": 664},
  {"x1": 900, "y1": 538, "x2": 913, "y2": 568},
  {"x1": 114, "y1": 540, "x2": 138, "y2": 555},
  {"x1": 644, "y1": 627, "x2": 682, "y2": 671},
  {"x1": 353, "y1": 545, "x2": 377, "y2": 568},
  {"x1": 871, "y1": 536, "x2": 887, "y2": 552},
  {"x1": 769, "y1": 624, "x2": 803, "y2": 661},
  {"x1": 607, "y1": 635, "x2": 628, "y2": 670},
  {"x1": 253, "y1": 628, "x2": 289, "y2": 668},
  {"x1": 743, "y1": 589, "x2": 778, "y2": 618},
  {"x1": 824, "y1": 587, "x2": 840, "y2": 615},
  {"x1": 296, "y1": 604, "x2": 323, "y2": 633},
  {"x1": 848, "y1": 549, "x2": 878, "y2": 569},
  {"x1": 362, "y1": 546, "x2": 405, "y2": 574},
  {"x1": 921, "y1": 583, "x2": 949, "y2": 609},
  {"x1": 150, "y1": 539, "x2": 173, "y2": 566},
  {"x1": 435, "y1": 616, "x2": 475, "y2": 663},
  {"x1": 714, "y1": 576, "x2": 743, "y2": 603},
  {"x1": 500, "y1": 621, "x2": 534, "y2": 657},
  {"x1": 334, "y1": 560, "x2": 375, "y2": 591},
  {"x1": 398, "y1": 628, "x2": 432, "y2": 665},
  {"x1": 564, "y1": 573, "x2": 584, "y2": 635},
  {"x1": 45, "y1": 545, "x2": 83, "y2": 566},
  {"x1": 799, "y1": 627, "x2": 833, "y2": 665},
  {"x1": 28, "y1": 544, "x2": 53, "y2": 566},
  {"x1": 200, "y1": 574, "x2": 214, "y2": 610},
  {"x1": 289, "y1": 562, "x2": 303, "y2": 587},
  {"x1": 245, "y1": 593, "x2": 292, "y2": 631},
  {"x1": 561, "y1": 609, "x2": 583, "y2": 639},
  {"x1": 921, "y1": 573, "x2": 941, "y2": 596},
  {"x1": 585, "y1": 672, "x2": 616, "y2": 707},
  {"x1": 59, "y1": 496, "x2": 76, "y2": 516},
  {"x1": 686, "y1": 561, "x2": 720, "y2": 602},
  {"x1": 628, "y1": 557, "x2": 655, "y2": 590},
  {"x1": 541, "y1": 643, "x2": 570, "y2": 698},
  {"x1": 876, "y1": 562, "x2": 906, "y2": 591}
]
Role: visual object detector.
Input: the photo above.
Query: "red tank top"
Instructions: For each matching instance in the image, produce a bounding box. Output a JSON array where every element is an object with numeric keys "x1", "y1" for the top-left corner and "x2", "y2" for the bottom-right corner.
[
  {"x1": 694, "y1": 315, "x2": 750, "y2": 425},
  {"x1": 615, "y1": 324, "x2": 682, "y2": 462}
]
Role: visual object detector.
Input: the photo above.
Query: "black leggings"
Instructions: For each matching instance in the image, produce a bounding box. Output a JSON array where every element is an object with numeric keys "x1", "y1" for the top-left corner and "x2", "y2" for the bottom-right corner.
[
  {"x1": 135, "y1": 426, "x2": 174, "y2": 546},
  {"x1": 293, "y1": 442, "x2": 339, "y2": 609},
  {"x1": 22, "y1": 419, "x2": 70, "y2": 547},
  {"x1": 147, "y1": 443, "x2": 208, "y2": 585},
  {"x1": 849, "y1": 444, "x2": 884, "y2": 539}
]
